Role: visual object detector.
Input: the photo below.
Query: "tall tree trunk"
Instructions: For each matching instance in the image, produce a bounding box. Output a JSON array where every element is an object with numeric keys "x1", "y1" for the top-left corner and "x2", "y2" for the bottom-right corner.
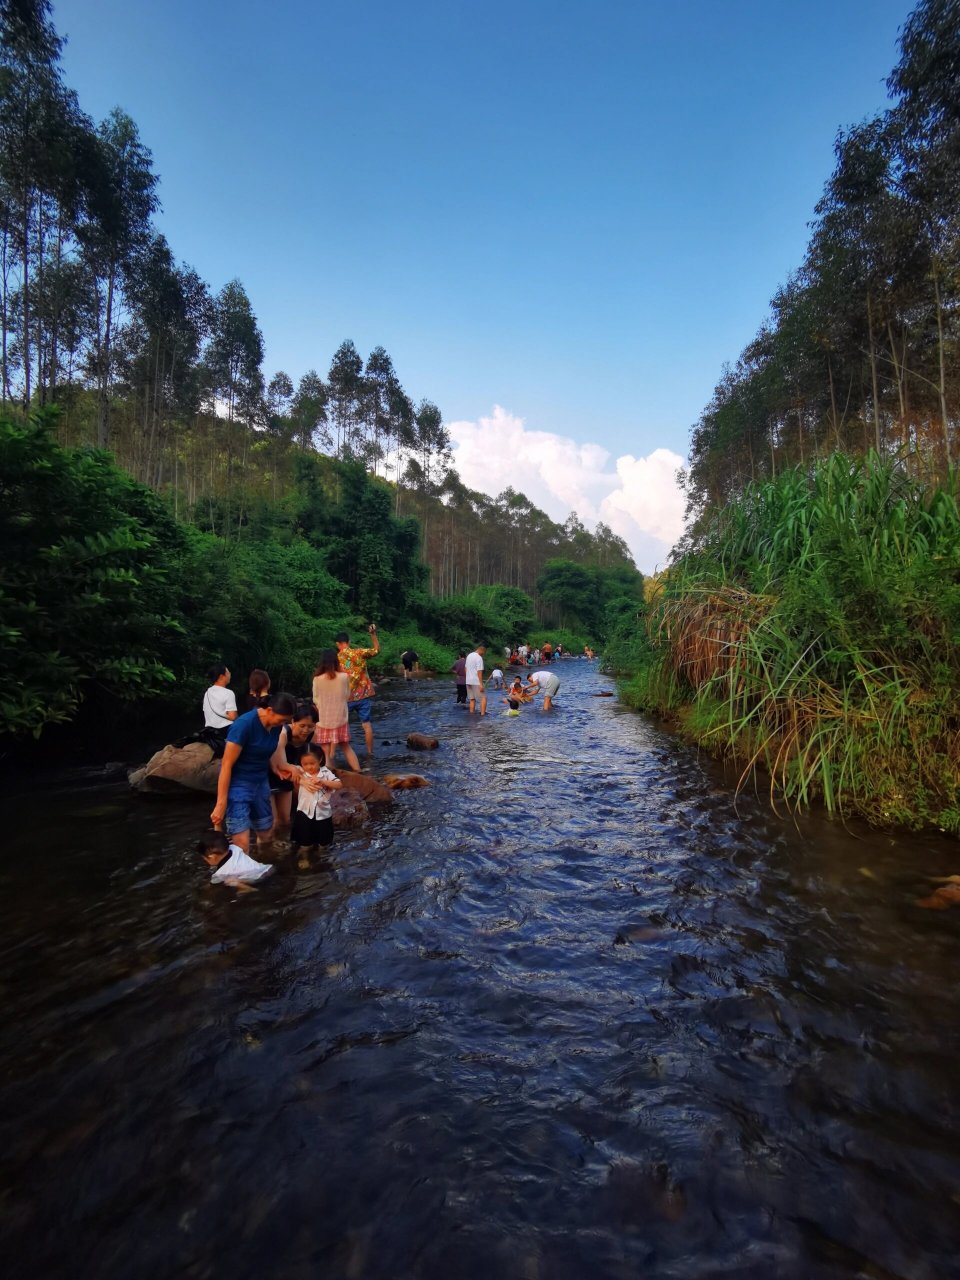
[
  {"x1": 866, "y1": 290, "x2": 882, "y2": 454},
  {"x1": 933, "y1": 273, "x2": 950, "y2": 467},
  {"x1": 97, "y1": 265, "x2": 117, "y2": 448}
]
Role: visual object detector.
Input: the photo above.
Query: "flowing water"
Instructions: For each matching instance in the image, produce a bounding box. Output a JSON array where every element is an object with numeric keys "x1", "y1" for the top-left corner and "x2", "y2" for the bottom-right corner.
[{"x1": 2, "y1": 661, "x2": 959, "y2": 1280}]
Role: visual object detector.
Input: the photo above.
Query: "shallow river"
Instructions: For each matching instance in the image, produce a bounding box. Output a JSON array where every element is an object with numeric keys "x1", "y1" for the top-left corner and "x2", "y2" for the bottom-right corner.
[{"x1": 2, "y1": 661, "x2": 960, "y2": 1280}]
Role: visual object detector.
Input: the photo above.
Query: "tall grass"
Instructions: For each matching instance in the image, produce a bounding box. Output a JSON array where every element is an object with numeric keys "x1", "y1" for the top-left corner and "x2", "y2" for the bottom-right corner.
[{"x1": 628, "y1": 453, "x2": 960, "y2": 832}]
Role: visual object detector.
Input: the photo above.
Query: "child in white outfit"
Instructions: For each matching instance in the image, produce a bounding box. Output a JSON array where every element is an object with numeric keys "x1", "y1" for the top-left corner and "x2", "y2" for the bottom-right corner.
[
  {"x1": 198, "y1": 830, "x2": 274, "y2": 885},
  {"x1": 289, "y1": 748, "x2": 342, "y2": 868}
]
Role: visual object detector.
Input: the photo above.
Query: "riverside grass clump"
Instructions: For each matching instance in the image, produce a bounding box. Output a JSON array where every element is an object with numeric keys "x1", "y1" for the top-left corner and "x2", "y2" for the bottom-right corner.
[{"x1": 621, "y1": 453, "x2": 960, "y2": 833}]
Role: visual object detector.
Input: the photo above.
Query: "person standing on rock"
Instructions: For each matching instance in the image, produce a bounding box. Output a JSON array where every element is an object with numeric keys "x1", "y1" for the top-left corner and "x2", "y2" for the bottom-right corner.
[
  {"x1": 465, "y1": 643, "x2": 487, "y2": 716},
  {"x1": 210, "y1": 692, "x2": 297, "y2": 853},
  {"x1": 335, "y1": 624, "x2": 380, "y2": 760},
  {"x1": 202, "y1": 664, "x2": 238, "y2": 730}
]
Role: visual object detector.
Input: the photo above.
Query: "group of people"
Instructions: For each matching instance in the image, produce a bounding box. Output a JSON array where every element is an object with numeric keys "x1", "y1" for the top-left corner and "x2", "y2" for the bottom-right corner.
[
  {"x1": 197, "y1": 627, "x2": 576, "y2": 886},
  {"x1": 199, "y1": 625, "x2": 382, "y2": 882},
  {"x1": 450, "y1": 642, "x2": 561, "y2": 715}
]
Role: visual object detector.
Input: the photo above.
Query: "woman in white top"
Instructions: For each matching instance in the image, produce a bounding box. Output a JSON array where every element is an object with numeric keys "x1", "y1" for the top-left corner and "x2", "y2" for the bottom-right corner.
[
  {"x1": 312, "y1": 649, "x2": 362, "y2": 772},
  {"x1": 202, "y1": 664, "x2": 238, "y2": 728}
]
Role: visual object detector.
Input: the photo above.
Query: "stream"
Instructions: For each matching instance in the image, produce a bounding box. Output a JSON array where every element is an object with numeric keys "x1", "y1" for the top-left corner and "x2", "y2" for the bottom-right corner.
[{"x1": 2, "y1": 660, "x2": 959, "y2": 1279}]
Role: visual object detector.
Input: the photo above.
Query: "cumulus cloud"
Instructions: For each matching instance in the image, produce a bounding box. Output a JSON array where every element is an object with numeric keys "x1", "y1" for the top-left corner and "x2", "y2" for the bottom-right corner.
[{"x1": 447, "y1": 405, "x2": 686, "y2": 575}]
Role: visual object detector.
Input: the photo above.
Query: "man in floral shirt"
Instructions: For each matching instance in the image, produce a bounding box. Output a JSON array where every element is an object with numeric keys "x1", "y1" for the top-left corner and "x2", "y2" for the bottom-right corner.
[{"x1": 335, "y1": 624, "x2": 380, "y2": 759}]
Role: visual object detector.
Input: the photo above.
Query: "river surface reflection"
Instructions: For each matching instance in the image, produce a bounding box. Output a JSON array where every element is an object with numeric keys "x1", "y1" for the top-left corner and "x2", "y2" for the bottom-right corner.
[{"x1": 2, "y1": 660, "x2": 959, "y2": 1279}]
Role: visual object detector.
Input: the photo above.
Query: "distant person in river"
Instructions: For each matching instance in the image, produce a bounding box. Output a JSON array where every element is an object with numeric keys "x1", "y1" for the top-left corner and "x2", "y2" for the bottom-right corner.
[
  {"x1": 287, "y1": 748, "x2": 341, "y2": 869},
  {"x1": 466, "y1": 643, "x2": 487, "y2": 715},
  {"x1": 489, "y1": 667, "x2": 504, "y2": 689},
  {"x1": 210, "y1": 692, "x2": 297, "y2": 853},
  {"x1": 245, "y1": 669, "x2": 271, "y2": 712},
  {"x1": 197, "y1": 829, "x2": 274, "y2": 886},
  {"x1": 525, "y1": 668, "x2": 560, "y2": 709},
  {"x1": 313, "y1": 648, "x2": 362, "y2": 773},
  {"x1": 452, "y1": 651, "x2": 467, "y2": 704},
  {"x1": 335, "y1": 624, "x2": 379, "y2": 759},
  {"x1": 400, "y1": 647, "x2": 419, "y2": 680}
]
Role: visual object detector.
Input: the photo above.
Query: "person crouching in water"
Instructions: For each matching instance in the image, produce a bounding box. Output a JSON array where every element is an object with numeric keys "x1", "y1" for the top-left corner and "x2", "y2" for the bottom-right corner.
[
  {"x1": 503, "y1": 676, "x2": 531, "y2": 714},
  {"x1": 198, "y1": 830, "x2": 274, "y2": 887},
  {"x1": 288, "y1": 748, "x2": 341, "y2": 870}
]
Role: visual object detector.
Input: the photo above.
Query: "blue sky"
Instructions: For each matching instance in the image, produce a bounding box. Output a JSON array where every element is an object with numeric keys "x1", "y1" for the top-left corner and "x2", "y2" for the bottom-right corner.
[{"x1": 51, "y1": 0, "x2": 910, "y2": 569}]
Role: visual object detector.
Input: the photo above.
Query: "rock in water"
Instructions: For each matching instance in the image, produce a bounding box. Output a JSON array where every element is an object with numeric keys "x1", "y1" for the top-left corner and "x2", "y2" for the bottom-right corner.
[
  {"x1": 382, "y1": 774, "x2": 431, "y2": 789},
  {"x1": 129, "y1": 742, "x2": 221, "y2": 794},
  {"x1": 330, "y1": 789, "x2": 369, "y2": 829},
  {"x1": 407, "y1": 732, "x2": 439, "y2": 750},
  {"x1": 332, "y1": 770, "x2": 394, "y2": 804}
]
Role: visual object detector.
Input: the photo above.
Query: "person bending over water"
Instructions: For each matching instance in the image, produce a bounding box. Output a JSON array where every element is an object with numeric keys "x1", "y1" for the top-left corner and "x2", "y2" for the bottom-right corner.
[
  {"x1": 210, "y1": 692, "x2": 296, "y2": 852},
  {"x1": 197, "y1": 830, "x2": 274, "y2": 886},
  {"x1": 525, "y1": 668, "x2": 560, "y2": 709}
]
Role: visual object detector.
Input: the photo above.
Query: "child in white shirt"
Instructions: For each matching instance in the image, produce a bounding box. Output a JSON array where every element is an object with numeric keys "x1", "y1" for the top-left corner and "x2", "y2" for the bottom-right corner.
[
  {"x1": 289, "y1": 748, "x2": 342, "y2": 869},
  {"x1": 198, "y1": 830, "x2": 274, "y2": 886}
]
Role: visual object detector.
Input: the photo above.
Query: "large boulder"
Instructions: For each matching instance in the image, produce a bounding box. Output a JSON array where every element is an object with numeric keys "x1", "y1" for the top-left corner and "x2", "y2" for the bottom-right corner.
[
  {"x1": 332, "y1": 769, "x2": 393, "y2": 804},
  {"x1": 129, "y1": 742, "x2": 220, "y2": 794}
]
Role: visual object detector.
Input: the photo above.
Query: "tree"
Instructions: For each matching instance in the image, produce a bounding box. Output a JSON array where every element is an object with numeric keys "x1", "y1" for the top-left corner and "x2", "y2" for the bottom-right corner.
[
  {"x1": 327, "y1": 339, "x2": 362, "y2": 458},
  {"x1": 80, "y1": 108, "x2": 158, "y2": 447}
]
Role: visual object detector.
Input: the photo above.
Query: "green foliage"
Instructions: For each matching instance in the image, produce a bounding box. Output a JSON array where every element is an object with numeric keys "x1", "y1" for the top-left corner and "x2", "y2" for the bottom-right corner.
[
  {"x1": 537, "y1": 558, "x2": 645, "y2": 641},
  {"x1": 372, "y1": 630, "x2": 456, "y2": 677},
  {"x1": 633, "y1": 455, "x2": 960, "y2": 832},
  {"x1": 0, "y1": 414, "x2": 180, "y2": 733}
]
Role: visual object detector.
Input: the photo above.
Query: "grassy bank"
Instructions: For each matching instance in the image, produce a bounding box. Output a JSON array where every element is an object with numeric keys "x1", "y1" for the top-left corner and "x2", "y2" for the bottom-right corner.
[{"x1": 607, "y1": 454, "x2": 960, "y2": 833}]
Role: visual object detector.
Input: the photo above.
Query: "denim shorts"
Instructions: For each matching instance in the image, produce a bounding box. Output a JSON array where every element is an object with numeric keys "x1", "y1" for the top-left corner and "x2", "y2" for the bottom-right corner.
[
  {"x1": 348, "y1": 697, "x2": 372, "y2": 723},
  {"x1": 225, "y1": 779, "x2": 274, "y2": 836}
]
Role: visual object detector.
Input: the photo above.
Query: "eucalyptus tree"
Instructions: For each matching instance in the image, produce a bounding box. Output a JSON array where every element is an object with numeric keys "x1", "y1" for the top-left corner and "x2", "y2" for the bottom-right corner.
[
  {"x1": 888, "y1": 0, "x2": 960, "y2": 458},
  {"x1": 327, "y1": 339, "x2": 362, "y2": 459},
  {"x1": 290, "y1": 368, "x2": 330, "y2": 452},
  {"x1": 362, "y1": 344, "x2": 396, "y2": 474},
  {"x1": 119, "y1": 234, "x2": 210, "y2": 486},
  {"x1": 80, "y1": 108, "x2": 158, "y2": 447},
  {"x1": 0, "y1": 0, "x2": 95, "y2": 409}
]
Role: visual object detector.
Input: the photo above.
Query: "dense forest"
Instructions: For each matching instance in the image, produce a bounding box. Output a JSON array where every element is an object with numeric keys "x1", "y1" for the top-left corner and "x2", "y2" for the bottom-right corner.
[
  {"x1": 0, "y1": 0, "x2": 644, "y2": 745},
  {"x1": 682, "y1": 0, "x2": 959, "y2": 532},
  {"x1": 611, "y1": 0, "x2": 960, "y2": 833}
]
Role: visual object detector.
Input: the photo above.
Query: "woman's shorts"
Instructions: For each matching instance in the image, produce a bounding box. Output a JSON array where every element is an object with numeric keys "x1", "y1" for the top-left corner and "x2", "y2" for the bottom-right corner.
[{"x1": 225, "y1": 779, "x2": 273, "y2": 835}]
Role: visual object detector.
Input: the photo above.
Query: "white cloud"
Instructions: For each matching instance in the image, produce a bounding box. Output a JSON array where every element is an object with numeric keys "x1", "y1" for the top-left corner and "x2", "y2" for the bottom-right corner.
[{"x1": 447, "y1": 405, "x2": 687, "y2": 575}]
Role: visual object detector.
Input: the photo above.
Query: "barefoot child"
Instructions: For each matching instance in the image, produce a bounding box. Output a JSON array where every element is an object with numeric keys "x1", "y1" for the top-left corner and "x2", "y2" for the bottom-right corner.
[
  {"x1": 289, "y1": 748, "x2": 342, "y2": 868},
  {"x1": 197, "y1": 830, "x2": 275, "y2": 885}
]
